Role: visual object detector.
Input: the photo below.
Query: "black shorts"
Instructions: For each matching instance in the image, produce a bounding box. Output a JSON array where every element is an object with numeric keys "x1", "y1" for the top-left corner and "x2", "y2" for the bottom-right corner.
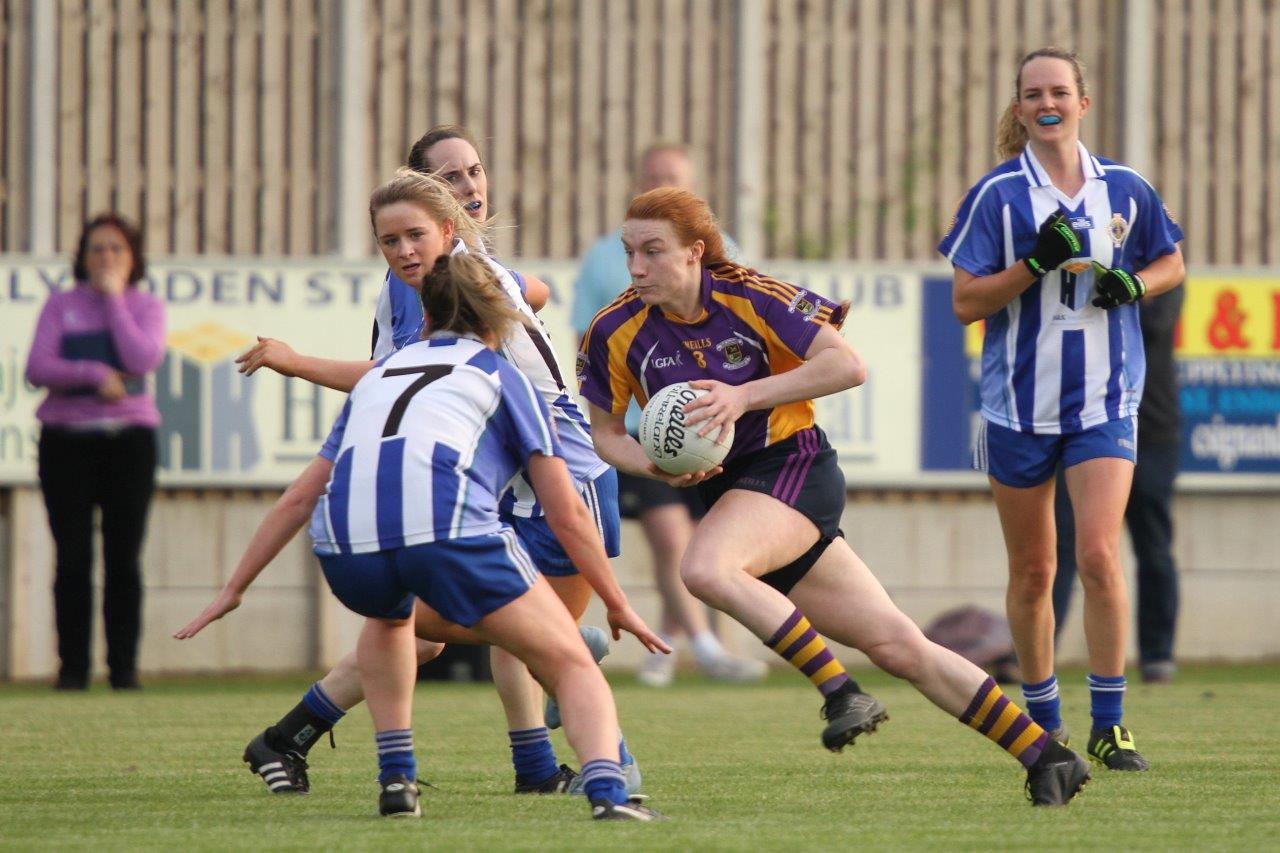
[
  {"x1": 696, "y1": 426, "x2": 844, "y2": 540},
  {"x1": 696, "y1": 426, "x2": 845, "y2": 595}
]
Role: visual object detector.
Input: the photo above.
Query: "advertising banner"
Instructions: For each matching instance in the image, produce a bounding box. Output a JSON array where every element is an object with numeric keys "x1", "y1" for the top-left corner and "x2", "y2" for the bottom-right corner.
[
  {"x1": 1, "y1": 258, "x2": 385, "y2": 485},
  {"x1": 1, "y1": 258, "x2": 922, "y2": 487},
  {"x1": 1177, "y1": 277, "x2": 1280, "y2": 474}
]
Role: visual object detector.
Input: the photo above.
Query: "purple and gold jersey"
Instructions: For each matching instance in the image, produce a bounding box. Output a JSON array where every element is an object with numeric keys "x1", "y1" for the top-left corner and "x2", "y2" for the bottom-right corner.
[{"x1": 577, "y1": 262, "x2": 846, "y2": 465}]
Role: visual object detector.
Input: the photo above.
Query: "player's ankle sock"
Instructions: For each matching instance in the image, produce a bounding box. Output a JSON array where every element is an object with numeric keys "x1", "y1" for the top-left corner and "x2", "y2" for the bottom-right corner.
[
  {"x1": 274, "y1": 682, "x2": 345, "y2": 754},
  {"x1": 1088, "y1": 673, "x2": 1126, "y2": 730},
  {"x1": 375, "y1": 728, "x2": 416, "y2": 783},
  {"x1": 690, "y1": 630, "x2": 726, "y2": 666},
  {"x1": 580, "y1": 759, "x2": 628, "y2": 805},
  {"x1": 1020, "y1": 674, "x2": 1063, "y2": 732},
  {"x1": 618, "y1": 734, "x2": 633, "y2": 766},
  {"x1": 509, "y1": 727, "x2": 559, "y2": 785},
  {"x1": 764, "y1": 609, "x2": 850, "y2": 696},
  {"x1": 961, "y1": 676, "x2": 1048, "y2": 769}
]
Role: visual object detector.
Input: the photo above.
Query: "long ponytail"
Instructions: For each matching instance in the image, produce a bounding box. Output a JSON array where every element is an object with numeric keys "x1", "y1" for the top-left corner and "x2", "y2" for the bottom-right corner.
[{"x1": 420, "y1": 254, "x2": 526, "y2": 342}]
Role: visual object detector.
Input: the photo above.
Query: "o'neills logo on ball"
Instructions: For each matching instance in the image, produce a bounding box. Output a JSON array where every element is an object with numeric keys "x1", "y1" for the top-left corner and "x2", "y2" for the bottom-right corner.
[{"x1": 649, "y1": 386, "x2": 699, "y2": 458}]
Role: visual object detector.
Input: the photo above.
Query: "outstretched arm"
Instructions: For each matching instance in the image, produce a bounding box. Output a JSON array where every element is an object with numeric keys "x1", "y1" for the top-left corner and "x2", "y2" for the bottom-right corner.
[
  {"x1": 173, "y1": 456, "x2": 333, "y2": 639},
  {"x1": 236, "y1": 337, "x2": 373, "y2": 392},
  {"x1": 526, "y1": 452, "x2": 670, "y2": 654}
]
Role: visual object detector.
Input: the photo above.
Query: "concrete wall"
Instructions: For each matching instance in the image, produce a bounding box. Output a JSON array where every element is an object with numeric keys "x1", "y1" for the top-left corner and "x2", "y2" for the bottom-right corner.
[{"x1": 2, "y1": 486, "x2": 1278, "y2": 681}]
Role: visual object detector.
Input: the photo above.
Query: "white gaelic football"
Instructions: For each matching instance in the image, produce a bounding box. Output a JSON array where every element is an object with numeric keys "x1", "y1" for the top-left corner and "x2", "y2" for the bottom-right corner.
[{"x1": 638, "y1": 382, "x2": 734, "y2": 475}]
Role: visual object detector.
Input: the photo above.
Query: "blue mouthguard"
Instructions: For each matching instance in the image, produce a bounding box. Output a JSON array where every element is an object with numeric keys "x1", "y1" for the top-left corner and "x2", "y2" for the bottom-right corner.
[{"x1": 1037, "y1": 115, "x2": 1062, "y2": 126}]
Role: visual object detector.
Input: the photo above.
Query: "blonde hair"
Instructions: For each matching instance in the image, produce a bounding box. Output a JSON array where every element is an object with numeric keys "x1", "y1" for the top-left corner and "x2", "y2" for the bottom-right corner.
[
  {"x1": 995, "y1": 47, "x2": 1088, "y2": 161},
  {"x1": 368, "y1": 168, "x2": 489, "y2": 249},
  {"x1": 420, "y1": 253, "x2": 526, "y2": 342}
]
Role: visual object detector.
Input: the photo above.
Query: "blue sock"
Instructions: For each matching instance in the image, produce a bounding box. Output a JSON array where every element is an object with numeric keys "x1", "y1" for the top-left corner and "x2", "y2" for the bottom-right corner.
[
  {"x1": 618, "y1": 734, "x2": 633, "y2": 767},
  {"x1": 1088, "y1": 674, "x2": 1126, "y2": 730},
  {"x1": 375, "y1": 729, "x2": 416, "y2": 783},
  {"x1": 1021, "y1": 675, "x2": 1062, "y2": 732},
  {"x1": 302, "y1": 682, "x2": 346, "y2": 726},
  {"x1": 580, "y1": 759, "x2": 628, "y2": 805},
  {"x1": 509, "y1": 727, "x2": 559, "y2": 785}
]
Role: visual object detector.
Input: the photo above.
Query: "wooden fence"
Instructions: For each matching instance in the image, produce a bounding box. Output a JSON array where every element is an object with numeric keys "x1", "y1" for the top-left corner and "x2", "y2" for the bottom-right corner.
[{"x1": 0, "y1": 0, "x2": 1276, "y2": 264}]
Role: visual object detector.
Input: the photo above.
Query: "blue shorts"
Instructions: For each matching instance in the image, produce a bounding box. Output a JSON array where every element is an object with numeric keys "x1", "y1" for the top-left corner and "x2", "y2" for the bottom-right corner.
[
  {"x1": 317, "y1": 529, "x2": 538, "y2": 626},
  {"x1": 505, "y1": 468, "x2": 621, "y2": 577},
  {"x1": 975, "y1": 417, "x2": 1137, "y2": 488}
]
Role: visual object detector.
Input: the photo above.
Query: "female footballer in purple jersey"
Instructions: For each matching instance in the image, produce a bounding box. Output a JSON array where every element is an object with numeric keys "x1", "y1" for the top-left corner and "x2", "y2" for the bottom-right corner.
[
  {"x1": 941, "y1": 48, "x2": 1184, "y2": 771},
  {"x1": 579, "y1": 188, "x2": 1090, "y2": 805}
]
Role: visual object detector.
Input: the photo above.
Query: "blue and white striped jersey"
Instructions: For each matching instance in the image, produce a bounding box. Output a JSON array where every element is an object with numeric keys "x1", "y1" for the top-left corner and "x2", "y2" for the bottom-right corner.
[
  {"x1": 370, "y1": 240, "x2": 608, "y2": 515},
  {"x1": 938, "y1": 141, "x2": 1183, "y2": 435},
  {"x1": 310, "y1": 334, "x2": 560, "y2": 555}
]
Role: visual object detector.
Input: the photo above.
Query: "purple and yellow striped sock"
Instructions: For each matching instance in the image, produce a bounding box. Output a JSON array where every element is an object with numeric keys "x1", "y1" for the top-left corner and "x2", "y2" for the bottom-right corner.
[
  {"x1": 959, "y1": 677, "x2": 1049, "y2": 769},
  {"x1": 764, "y1": 609, "x2": 850, "y2": 696}
]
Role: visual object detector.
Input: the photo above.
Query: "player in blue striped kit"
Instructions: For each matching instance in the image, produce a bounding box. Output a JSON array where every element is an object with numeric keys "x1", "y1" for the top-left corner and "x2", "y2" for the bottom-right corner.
[
  {"x1": 311, "y1": 252, "x2": 664, "y2": 819},
  {"x1": 182, "y1": 158, "x2": 644, "y2": 798},
  {"x1": 939, "y1": 47, "x2": 1184, "y2": 771}
]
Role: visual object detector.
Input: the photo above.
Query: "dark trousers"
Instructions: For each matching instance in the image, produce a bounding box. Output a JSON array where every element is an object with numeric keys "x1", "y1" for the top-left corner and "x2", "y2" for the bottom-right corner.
[
  {"x1": 1052, "y1": 441, "x2": 1180, "y2": 664},
  {"x1": 38, "y1": 427, "x2": 157, "y2": 682}
]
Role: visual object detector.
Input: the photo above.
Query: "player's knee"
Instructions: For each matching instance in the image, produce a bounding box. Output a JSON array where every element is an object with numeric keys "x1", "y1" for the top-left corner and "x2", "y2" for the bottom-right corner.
[
  {"x1": 537, "y1": 640, "x2": 601, "y2": 691},
  {"x1": 1009, "y1": 560, "x2": 1055, "y2": 602},
  {"x1": 1076, "y1": 544, "x2": 1123, "y2": 592},
  {"x1": 864, "y1": 637, "x2": 925, "y2": 682},
  {"x1": 679, "y1": 559, "x2": 732, "y2": 605},
  {"x1": 415, "y1": 640, "x2": 445, "y2": 664}
]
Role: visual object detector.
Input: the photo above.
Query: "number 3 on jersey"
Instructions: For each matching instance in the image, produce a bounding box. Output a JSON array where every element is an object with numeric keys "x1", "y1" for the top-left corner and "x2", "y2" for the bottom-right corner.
[{"x1": 692, "y1": 350, "x2": 706, "y2": 369}]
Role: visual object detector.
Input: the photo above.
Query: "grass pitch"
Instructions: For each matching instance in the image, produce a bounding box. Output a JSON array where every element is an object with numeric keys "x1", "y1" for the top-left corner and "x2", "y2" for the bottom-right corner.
[{"x1": 1, "y1": 664, "x2": 1277, "y2": 850}]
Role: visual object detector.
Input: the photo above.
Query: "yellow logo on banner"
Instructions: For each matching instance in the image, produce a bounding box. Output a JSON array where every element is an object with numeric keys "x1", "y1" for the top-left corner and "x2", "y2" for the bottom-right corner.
[
  {"x1": 1178, "y1": 278, "x2": 1280, "y2": 358},
  {"x1": 168, "y1": 323, "x2": 255, "y2": 365}
]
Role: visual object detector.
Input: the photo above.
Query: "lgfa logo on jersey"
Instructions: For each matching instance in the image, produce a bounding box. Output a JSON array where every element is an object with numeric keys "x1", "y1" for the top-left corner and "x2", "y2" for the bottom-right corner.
[
  {"x1": 1110, "y1": 212, "x2": 1130, "y2": 249},
  {"x1": 715, "y1": 336, "x2": 751, "y2": 370}
]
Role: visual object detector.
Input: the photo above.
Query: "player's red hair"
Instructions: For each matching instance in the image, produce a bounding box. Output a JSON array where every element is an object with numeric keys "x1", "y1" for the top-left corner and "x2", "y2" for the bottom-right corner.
[{"x1": 625, "y1": 188, "x2": 728, "y2": 265}]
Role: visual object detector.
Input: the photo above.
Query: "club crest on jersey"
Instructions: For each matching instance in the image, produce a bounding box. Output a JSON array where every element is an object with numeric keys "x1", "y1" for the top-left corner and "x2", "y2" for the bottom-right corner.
[
  {"x1": 788, "y1": 292, "x2": 820, "y2": 320},
  {"x1": 575, "y1": 351, "x2": 589, "y2": 380},
  {"x1": 1110, "y1": 212, "x2": 1130, "y2": 248},
  {"x1": 715, "y1": 337, "x2": 750, "y2": 370}
]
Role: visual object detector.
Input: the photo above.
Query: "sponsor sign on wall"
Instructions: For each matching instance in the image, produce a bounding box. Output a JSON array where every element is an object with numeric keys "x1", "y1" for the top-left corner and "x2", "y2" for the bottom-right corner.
[
  {"x1": 1, "y1": 258, "x2": 922, "y2": 487},
  {"x1": 1176, "y1": 277, "x2": 1280, "y2": 473},
  {"x1": 1, "y1": 259, "x2": 381, "y2": 485},
  {"x1": 8, "y1": 257, "x2": 1270, "y2": 487}
]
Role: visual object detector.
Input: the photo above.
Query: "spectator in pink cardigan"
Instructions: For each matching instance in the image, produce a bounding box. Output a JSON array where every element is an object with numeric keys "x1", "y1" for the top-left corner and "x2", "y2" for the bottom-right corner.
[{"x1": 26, "y1": 213, "x2": 166, "y2": 691}]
